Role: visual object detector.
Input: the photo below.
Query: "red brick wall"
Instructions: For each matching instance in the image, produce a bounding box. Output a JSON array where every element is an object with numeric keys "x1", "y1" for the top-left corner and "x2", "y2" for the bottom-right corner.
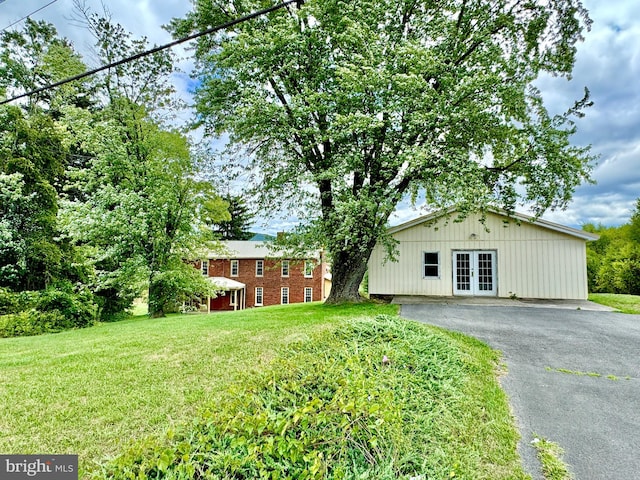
[{"x1": 196, "y1": 257, "x2": 327, "y2": 309}]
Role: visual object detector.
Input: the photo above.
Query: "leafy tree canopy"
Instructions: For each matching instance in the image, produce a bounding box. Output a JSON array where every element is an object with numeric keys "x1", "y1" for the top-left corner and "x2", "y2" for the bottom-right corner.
[
  {"x1": 171, "y1": 0, "x2": 596, "y2": 302},
  {"x1": 585, "y1": 200, "x2": 640, "y2": 295},
  {"x1": 57, "y1": 14, "x2": 229, "y2": 318}
]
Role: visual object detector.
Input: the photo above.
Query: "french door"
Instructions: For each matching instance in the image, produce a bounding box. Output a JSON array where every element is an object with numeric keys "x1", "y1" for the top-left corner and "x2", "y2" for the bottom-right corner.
[{"x1": 453, "y1": 251, "x2": 497, "y2": 296}]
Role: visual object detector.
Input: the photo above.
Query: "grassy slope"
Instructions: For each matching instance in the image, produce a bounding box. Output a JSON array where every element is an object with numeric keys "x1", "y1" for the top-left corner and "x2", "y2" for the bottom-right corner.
[
  {"x1": 0, "y1": 303, "x2": 394, "y2": 475},
  {"x1": 0, "y1": 302, "x2": 528, "y2": 479},
  {"x1": 589, "y1": 293, "x2": 640, "y2": 314}
]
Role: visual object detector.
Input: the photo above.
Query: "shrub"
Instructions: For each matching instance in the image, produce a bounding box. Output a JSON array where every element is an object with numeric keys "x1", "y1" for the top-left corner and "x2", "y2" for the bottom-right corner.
[
  {"x1": 0, "y1": 287, "x2": 19, "y2": 315},
  {"x1": 36, "y1": 282, "x2": 97, "y2": 329},
  {"x1": 0, "y1": 309, "x2": 68, "y2": 337},
  {"x1": 0, "y1": 288, "x2": 39, "y2": 315},
  {"x1": 0, "y1": 283, "x2": 98, "y2": 337}
]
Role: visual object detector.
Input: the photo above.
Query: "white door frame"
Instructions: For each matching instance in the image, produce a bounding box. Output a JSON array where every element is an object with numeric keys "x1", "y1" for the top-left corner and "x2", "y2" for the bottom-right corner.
[{"x1": 452, "y1": 250, "x2": 497, "y2": 296}]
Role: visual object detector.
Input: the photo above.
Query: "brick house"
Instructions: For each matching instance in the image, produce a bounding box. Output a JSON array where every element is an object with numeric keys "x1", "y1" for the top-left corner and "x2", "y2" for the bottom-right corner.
[{"x1": 195, "y1": 241, "x2": 331, "y2": 311}]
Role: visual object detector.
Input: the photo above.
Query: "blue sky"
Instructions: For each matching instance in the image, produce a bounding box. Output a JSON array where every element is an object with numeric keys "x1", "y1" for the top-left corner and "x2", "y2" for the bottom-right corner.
[{"x1": 2, "y1": 0, "x2": 638, "y2": 232}]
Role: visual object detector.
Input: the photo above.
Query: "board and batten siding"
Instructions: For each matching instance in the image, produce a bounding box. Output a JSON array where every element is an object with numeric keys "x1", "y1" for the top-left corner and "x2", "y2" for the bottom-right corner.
[{"x1": 368, "y1": 212, "x2": 591, "y2": 300}]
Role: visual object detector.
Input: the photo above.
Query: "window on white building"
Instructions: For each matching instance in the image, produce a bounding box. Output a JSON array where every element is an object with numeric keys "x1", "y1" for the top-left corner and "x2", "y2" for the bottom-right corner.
[{"x1": 423, "y1": 252, "x2": 440, "y2": 278}]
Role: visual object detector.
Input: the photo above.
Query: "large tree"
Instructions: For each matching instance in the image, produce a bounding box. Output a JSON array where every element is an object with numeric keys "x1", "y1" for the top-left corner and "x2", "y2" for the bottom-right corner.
[
  {"x1": 59, "y1": 14, "x2": 229, "y2": 317},
  {"x1": 171, "y1": 0, "x2": 595, "y2": 302},
  {"x1": 0, "y1": 20, "x2": 90, "y2": 291}
]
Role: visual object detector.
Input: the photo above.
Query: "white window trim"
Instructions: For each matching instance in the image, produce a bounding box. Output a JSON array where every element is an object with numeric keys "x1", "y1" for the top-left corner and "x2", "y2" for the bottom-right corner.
[
  {"x1": 281, "y1": 287, "x2": 289, "y2": 305},
  {"x1": 423, "y1": 251, "x2": 440, "y2": 279},
  {"x1": 304, "y1": 260, "x2": 314, "y2": 278},
  {"x1": 230, "y1": 290, "x2": 237, "y2": 306},
  {"x1": 255, "y1": 287, "x2": 263, "y2": 306},
  {"x1": 304, "y1": 287, "x2": 313, "y2": 303},
  {"x1": 230, "y1": 259, "x2": 239, "y2": 277},
  {"x1": 256, "y1": 259, "x2": 264, "y2": 277},
  {"x1": 201, "y1": 259, "x2": 209, "y2": 276},
  {"x1": 281, "y1": 260, "x2": 290, "y2": 277}
]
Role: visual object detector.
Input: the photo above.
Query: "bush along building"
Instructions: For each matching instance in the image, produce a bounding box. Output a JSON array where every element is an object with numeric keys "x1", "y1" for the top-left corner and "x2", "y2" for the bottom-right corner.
[{"x1": 195, "y1": 241, "x2": 331, "y2": 311}]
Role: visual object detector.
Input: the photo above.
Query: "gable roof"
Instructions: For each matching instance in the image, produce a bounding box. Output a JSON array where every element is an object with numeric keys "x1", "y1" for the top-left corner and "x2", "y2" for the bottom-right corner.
[{"x1": 388, "y1": 208, "x2": 599, "y2": 241}]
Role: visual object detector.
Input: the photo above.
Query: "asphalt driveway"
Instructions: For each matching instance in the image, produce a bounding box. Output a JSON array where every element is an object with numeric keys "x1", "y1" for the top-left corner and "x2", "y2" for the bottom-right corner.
[{"x1": 400, "y1": 303, "x2": 640, "y2": 480}]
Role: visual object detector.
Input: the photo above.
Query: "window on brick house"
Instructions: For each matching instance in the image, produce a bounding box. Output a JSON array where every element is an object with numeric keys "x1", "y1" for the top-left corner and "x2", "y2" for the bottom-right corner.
[
  {"x1": 201, "y1": 260, "x2": 209, "y2": 276},
  {"x1": 304, "y1": 287, "x2": 313, "y2": 303},
  {"x1": 255, "y1": 287, "x2": 263, "y2": 306},
  {"x1": 230, "y1": 260, "x2": 239, "y2": 277},
  {"x1": 304, "y1": 260, "x2": 314, "y2": 278},
  {"x1": 281, "y1": 287, "x2": 289, "y2": 305},
  {"x1": 256, "y1": 259, "x2": 264, "y2": 277},
  {"x1": 281, "y1": 260, "x2": 289, "y2": 277}
]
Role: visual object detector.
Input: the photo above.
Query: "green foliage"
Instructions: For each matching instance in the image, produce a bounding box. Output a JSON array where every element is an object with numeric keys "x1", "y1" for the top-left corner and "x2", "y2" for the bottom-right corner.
[
  {"x1": 0, "y1": 283, "x2": 97, "y2": 337},
  {"x1": 585, "y1": 200, "x2": 640, "y2": 295},
  {"x1": 0, "y1": 287, "x2": 38, "y2": 315},
  {"x1": 99, "y1": 315, "x2": 527, "y2": 480},
  {"x1": 0, "y1": 18, "x2": 87, "y2": 109},
  {"x1": 212, "y1": 194, "x2": 254, "y2": 240},
  {"x1": 172, "y1": 0, "x2": 595, "y2": 302},
  {"x1": 0, "y1": 109, "x2": 67, "y2": 291},
  {"x1": 55, "y1": 16, "x2": 229, "y2": 318},
  {"x1": 629, "y1": 198, "x2": 640, "y2": 244},
  {"x1": 35, "y1": 282, "x2": 97, "y2": 329},
  {"x1": 0, "y1": 19, "x2": 91, "y2": 293},
  {"x1": 0, "y1": 310, "x2": 68, "y2": 338},
  {"x1": 148, "y1": 261, "x2": 217, "y2": 317}
]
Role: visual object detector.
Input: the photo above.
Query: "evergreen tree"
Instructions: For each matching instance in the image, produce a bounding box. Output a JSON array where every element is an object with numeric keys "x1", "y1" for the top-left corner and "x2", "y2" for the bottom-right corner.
[{"x1": 212, "y1": 195, "x2": 255, "y2": 240}]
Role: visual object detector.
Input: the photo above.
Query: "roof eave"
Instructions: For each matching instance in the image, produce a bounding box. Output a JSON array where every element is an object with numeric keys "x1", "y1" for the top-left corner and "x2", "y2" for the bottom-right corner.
[{"x1": 388, "y1": 207, "x2": 600, "y2": 241}]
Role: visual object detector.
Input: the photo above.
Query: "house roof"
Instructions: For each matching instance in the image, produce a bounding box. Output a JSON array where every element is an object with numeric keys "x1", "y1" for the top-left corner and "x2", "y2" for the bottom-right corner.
[
  {"x1": 207, "y1": 241, "x2": 321, "y2": 260},
  {"x1": 388, "y1": 208, "x2": 600, "y2": 241}
]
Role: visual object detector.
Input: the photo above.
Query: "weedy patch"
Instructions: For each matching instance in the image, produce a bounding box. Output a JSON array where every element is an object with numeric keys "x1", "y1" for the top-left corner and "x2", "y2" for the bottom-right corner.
[
  {"x1": 545, "y1": 366, "x2": 631, "y2": 381},
  {"x1": 531, "y1": 436, "x2": 573, "y2": 480}
]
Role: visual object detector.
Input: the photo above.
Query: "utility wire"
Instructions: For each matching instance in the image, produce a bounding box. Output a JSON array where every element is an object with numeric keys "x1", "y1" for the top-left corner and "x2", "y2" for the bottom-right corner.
[
  {"x1": 1, "y1": 0, "x2": 59, "y2": 32},
  {"x1": 0, "y1": 0, "x2": 298, "y2": 106}
]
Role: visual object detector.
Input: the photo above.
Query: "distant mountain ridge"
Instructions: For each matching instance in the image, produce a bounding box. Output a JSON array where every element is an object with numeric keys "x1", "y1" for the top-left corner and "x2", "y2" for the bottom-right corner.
[{"x1": 249, "y1": 232, "x2": 275, "y2": 241}]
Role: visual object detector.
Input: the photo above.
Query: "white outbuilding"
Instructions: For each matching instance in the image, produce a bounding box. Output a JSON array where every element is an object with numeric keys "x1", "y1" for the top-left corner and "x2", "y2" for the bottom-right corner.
[{"x1": 368, "y1": 209, "x2": 599, "y2": 300}]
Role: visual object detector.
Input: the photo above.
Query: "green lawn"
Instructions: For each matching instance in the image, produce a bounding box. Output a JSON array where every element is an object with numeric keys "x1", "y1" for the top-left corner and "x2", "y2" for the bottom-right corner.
[
  {"x1": 0, "y1": 302, "x2": 528, "y2": 479},
  {"x1": 589, "y1": 293, "x2": 640, "y2": 314}
]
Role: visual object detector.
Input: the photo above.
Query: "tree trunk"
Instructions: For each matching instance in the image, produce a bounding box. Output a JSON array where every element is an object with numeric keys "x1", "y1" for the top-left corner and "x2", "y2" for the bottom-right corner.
[
  {"x1": 147, "y1": 276, "x2": 166, "y2": 318},
  {"x1": 325, "y1": 244, "x2": 374, "y2": 304}
]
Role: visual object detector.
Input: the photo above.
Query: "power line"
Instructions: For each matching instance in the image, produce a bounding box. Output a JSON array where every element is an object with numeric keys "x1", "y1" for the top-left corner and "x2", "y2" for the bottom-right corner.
[
  {"x1": 0, "y1": 0, "x2": 298, "y2": 106},
  {"x1": 1, "y1": 0, "x2": 59, "y2": 32}
]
